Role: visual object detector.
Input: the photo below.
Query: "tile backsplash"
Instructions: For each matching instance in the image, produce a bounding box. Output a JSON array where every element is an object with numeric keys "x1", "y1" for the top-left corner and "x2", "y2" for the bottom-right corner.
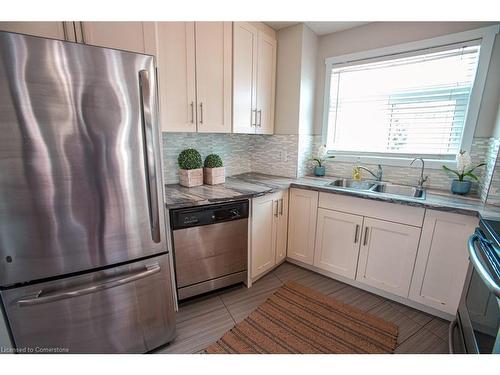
[
  {"x1": 162, "y1": 133, "x2": 252, "y2": 184},
  {"x1": 300, "y1": 135, "x2": 495, "y2": 198},
  {"x1": 250, "y1": 134, "x2": 298, "y2": 178},
  {"x1": 162, "y1": 132, "x2": 500, "y2": 204},
  {"x1": 161, "y1": 133, "x2": 298, "y2": 184}
]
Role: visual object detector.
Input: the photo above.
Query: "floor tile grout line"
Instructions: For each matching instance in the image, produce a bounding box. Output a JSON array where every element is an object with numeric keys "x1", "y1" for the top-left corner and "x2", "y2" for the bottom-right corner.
[
  {"x1": 218, "y1": 294, "x2": 237, "y2": 326},
  {"x1": 420, "y1": 318, "x2": 449, "y2": 343}
]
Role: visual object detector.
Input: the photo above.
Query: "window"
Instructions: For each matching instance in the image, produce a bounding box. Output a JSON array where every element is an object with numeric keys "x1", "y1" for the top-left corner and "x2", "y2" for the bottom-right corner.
[{"x1": 322, "y1": 26, "x2": 499, "y2": 167}]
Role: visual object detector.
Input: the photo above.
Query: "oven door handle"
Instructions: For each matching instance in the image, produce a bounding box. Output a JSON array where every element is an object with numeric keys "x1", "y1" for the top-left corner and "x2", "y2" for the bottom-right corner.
[{"x1": 468, "y1": 233, "x2": 500, "y2": 298}]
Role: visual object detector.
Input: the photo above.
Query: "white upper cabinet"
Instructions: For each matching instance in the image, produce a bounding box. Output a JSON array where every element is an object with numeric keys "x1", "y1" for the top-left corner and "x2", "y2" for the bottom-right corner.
[
  {"x1": 356, "y1": 217, "x2": 421, "y2": 298},
  {"x1": 233, "y1": 22, "x2": 276, "y2": 134},
  {"x1": 77, "y1": 22, "x2": 154, "y2": 54},
  {"x1": 157, "y1": 22, "x2": 232, "y2": 133},
  {"x1": 255, "y1": 32, "x2": 277, "y2": 135},
  {"x1": 0, "y1": 22, "x2": 73, "y2": 41},
  {"x1": 409, "y1": 210, "x2": 478, "y2": 314},
  {"x1": 232, "y1": 22, "x2": 258, "y2": 134},
  {"x1": 314, "y1": 209, "x2": 363, "y2": 279},
  {"x1": 287, "y1": 188, "x2": 318, "y2": 265},
  {"x1": 155, "y1": 22, "x2": 197, "y2": 133},
  {"x1": 194, "y1": 22, "x2": 232, "y2": 133}
]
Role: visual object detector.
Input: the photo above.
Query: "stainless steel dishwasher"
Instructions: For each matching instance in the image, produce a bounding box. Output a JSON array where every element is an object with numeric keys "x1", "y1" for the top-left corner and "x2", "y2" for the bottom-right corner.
[{"x1": 170, "y1": 200, "x2": 249, "y2": 300}]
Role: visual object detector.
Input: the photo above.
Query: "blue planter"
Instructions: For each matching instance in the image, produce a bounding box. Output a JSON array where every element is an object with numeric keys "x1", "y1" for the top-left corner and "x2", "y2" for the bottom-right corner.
[
  {"x1": 314, "y1": 166, "x2": 326, "y2": 176},
  {"x1": 451, "y1": 180, "x2": 471, "y2": 195}
]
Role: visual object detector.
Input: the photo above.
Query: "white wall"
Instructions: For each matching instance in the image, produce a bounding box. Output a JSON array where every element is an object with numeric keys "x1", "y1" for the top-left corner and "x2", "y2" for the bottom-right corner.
[
  {"x1": 298, "y1": 25, "x2": 318, "y2": 136},
  {"x1": 313, "y1": 21, "x2": 500, "y2": 136},
  {"x1": 478, "y1": 36, "x2": 500, "y2": 137},
  {"x1": 274, "y1": 23, "x2": 319, "y2": 135},
  {"x1": 274, "y1": 24, "x2": 302, "y2": 135}
]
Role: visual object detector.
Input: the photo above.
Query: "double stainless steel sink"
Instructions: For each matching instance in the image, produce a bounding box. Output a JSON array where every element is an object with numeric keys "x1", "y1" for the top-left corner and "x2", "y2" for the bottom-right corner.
[{"x1": 328, "y1": 178, "x2": 425, "y2": 199}]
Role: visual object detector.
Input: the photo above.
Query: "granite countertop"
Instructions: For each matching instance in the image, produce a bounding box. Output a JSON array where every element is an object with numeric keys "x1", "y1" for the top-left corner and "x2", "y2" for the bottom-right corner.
[{"x1": 164, "y1": 173, "x2": 500, "y2": 219}]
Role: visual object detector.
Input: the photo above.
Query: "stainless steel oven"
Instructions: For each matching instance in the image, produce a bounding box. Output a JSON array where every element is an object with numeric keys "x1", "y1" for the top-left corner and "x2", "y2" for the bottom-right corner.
[{"x1": 450, "y1": 217, "x2": 500, "y2": 354}]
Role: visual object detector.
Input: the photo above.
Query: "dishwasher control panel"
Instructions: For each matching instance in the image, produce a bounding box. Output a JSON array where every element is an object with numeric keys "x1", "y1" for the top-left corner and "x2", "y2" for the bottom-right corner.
[{"x1": 170, "y1": 200, "x2": 249, "y2": 230}]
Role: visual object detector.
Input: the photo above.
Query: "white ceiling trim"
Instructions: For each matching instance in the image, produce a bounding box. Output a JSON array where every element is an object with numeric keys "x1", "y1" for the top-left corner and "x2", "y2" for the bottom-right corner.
[{"x1": 264, "y1": 21, "x2": 370, "y2": 35}]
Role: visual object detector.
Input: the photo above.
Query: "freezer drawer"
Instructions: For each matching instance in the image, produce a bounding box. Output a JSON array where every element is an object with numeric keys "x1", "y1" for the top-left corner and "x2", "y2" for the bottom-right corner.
[{"x1": 1, "y1": 254, "x2": 175, "y2": 353}]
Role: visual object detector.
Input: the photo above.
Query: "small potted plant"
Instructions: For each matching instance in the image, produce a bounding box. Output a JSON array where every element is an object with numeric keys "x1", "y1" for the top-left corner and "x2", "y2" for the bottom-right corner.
[
  {"x1": 203, "y1": 154, "x2": 225, "y2": 185},
  {"x1": 178, "y1": 148, "x2": 203, "y2": 187},
  {"x1": 310, "y1": 144, "x2": 335, "y2": 176},
  {"x1": 442, "y1": 150, "x2": 485, "y2": 195}
]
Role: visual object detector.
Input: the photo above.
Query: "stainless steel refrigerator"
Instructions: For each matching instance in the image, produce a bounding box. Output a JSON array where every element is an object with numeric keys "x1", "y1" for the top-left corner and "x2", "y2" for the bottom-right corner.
[{"x1": 0, "y1": 31, "x2": 176, "y2": 353}]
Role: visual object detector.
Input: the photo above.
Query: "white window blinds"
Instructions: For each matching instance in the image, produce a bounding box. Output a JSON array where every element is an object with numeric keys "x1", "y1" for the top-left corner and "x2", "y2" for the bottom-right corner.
[{"x1": 326, "y1": 42, "x2": 481, "y2": 158}]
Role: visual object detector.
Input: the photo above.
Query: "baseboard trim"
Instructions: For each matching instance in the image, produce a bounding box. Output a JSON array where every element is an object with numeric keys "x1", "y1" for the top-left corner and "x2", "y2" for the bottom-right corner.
[{"x1": 285, "y1": 257, "x2": 454, "y2": 321}]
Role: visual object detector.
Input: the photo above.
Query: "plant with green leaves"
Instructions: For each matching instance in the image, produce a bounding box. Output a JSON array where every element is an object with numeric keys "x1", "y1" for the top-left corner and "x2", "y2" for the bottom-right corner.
[
  {"x1": 178, "y1": 149, "x2": 202, "y2": 170},
  {"x1": 442, "y1": 150, "x2": 485, "y2": 182},
  {"x1": 310, "y1": 144, "x2": 335, "y2": 167},
  {"x1": 204, "y1": 154, "x2": 223, "y2": 168}
]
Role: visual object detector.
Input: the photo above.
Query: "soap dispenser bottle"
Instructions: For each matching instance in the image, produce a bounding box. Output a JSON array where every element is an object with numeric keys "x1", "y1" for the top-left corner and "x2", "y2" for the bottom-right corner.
[{"x1": 353, "y1": 166, "x2": 362, "y2": 181}]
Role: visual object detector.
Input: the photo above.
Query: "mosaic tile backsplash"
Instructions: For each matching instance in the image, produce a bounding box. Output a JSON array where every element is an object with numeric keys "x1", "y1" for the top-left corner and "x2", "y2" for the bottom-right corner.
[
  {"x1": 299, "y1": 135, "x2": 495, "y2": 197},
  {"x1": 162, "y1": 132, "x2": 500, "y2": 204},
  {"x1": 162, "y1": 133, "x2": 252, "y2": 184},
  {"x1": 161, "y1": 133, "x2": 298, "y2": 183}
]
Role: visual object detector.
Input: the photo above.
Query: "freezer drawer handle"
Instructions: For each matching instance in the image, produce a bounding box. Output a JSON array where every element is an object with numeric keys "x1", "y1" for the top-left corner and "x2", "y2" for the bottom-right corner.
[
  {"x1": 17, "y1": 263, "x2": 161, "y2": 307},
  {"x1": 139, "y1": 69, "x2": 161, "y2": 243}
]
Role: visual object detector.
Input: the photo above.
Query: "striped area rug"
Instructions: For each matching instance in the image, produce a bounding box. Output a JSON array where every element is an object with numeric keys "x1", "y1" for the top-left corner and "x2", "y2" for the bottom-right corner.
[{"x1": 205, "y1": 281, "x2": 398, "y2": 354}]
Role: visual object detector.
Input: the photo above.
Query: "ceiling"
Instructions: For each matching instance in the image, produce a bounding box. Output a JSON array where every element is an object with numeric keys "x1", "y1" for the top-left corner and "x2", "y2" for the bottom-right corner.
[{"x1": 264, "y1": 21, "x2": 370, "y2": 36}]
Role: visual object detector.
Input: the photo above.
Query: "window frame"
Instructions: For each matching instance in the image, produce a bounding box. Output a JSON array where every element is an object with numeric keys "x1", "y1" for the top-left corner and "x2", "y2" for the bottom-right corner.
[{"x1": 321, "y1": 25, "x2": 499, "y2": 169}]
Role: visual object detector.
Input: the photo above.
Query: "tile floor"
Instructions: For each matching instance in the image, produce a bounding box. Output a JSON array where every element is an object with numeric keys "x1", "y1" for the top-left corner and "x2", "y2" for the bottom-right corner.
[{"x1": 155, "y1": 262, "x2": 450, "y2": 354}]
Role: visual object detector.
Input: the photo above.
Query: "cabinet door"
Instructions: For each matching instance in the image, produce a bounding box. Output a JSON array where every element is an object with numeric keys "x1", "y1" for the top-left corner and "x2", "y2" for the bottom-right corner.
[
  {"x1": 232, "y1": 22, "x2": 258, "y2": 134},
  {"x1": 255, "y1": 31, "x2": 277, "y2": 135},
  {"x1": 251, "y1": 193, "x2": 277, "y2": 278},
  {"x1": 155, "y1": 22, "x2": 197, "y2": 133},
  {"x1": 0, "y1": 22, "x2": 70, "y2": 40},
  {"x1": 275, "y1": 190, "x2": 289, "y2": 264},
  {"x1": 314, "y1": 209, "x2": 363, "y2": 279},
  {"x1": 79, "y1": 22, "x2": 149, "y2": 53},
  {"x1": 409, "y1": 210, "x2": 477, "y2": 314},
  {"x1": 356, "y1": 218, "x2": 420, "y2": 298},
  {"x1": 287, "y1": 188, "x2": 318, "y2": 265},
  {"x1": 195, "y1": 22, "x2": 232, "y2": 133}
]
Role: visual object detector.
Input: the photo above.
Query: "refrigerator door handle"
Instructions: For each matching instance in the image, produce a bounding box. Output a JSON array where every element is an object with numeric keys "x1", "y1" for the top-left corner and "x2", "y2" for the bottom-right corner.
[
  {"x1": 139, "y1": 69, "x2": 161, "y2": 243},
  {"x1": 17, "y1": 263, "x2": 161, "y2": 307}
]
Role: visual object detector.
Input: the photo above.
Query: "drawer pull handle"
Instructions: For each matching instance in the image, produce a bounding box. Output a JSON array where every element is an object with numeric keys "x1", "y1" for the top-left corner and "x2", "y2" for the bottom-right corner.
[
  {"x1": 363, "y1": 227, "x2": 369, "y2": 246},
  {"x1": 354, "y1": 224, "x2": 360, "y2": 243}
]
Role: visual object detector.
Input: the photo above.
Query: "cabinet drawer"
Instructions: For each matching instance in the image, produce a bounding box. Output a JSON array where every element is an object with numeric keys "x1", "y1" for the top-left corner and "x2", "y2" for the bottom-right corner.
[{"x1": 318, "y1": 192, "x2": 424, "y2": 227}]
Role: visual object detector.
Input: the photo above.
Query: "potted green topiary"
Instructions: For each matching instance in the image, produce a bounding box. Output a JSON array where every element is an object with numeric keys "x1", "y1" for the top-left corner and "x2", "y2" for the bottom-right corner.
[
  {"x1": 178, "y1": 148, "x2": 203, "y2": 187},
  {"x1": 203, "y1": 154, "x2": 225, "y2": 185}
]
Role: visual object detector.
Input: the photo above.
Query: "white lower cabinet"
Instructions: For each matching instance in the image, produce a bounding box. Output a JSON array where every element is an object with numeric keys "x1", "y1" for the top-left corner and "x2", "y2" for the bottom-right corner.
[
  {"x1": 409, "y1": 210, "x2": 478, "y2": 315},
  {"x1": 287, "y1": 188, "x2": 319, "y2": 265},
  {"x1": 275, "y1": 190, "x2": 289, "y2": 264},
  {"x1": 251, "y1": 190, "x2": 288, "y2": 279},
  {"x1": 314, "y1": 209, "x2": 363, "y2": 279},
  {"x1": 356, "y1": 217, "x2": 421, "y2": 298}
]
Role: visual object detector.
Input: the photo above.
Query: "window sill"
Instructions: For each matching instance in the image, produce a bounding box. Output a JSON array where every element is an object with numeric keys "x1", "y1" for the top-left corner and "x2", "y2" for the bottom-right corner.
[{"x1": 327, "y1": 153, "x2": 456, "y2": 169}]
